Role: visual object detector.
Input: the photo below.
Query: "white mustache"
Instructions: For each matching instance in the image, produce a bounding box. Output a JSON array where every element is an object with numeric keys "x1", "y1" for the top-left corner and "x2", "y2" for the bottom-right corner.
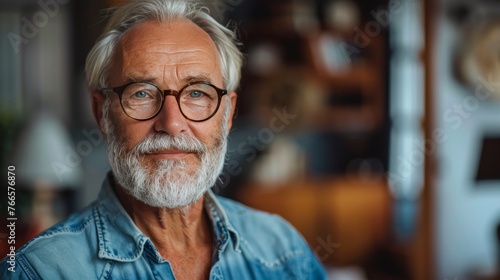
[{"x1": 132, "y1": 133, "x2": 207, "y2": 156}]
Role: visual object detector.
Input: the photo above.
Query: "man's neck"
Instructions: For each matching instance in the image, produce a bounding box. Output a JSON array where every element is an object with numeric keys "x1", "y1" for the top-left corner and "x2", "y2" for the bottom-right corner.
[{"x1": 112, "y1": 183, "x2": 213, "y2": 257}]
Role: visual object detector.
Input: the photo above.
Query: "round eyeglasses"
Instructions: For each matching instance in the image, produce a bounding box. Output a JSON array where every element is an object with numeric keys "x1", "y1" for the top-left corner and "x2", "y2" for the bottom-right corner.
[{"x1": 101, "y1": 81, "x2": 228, "y2": 122}]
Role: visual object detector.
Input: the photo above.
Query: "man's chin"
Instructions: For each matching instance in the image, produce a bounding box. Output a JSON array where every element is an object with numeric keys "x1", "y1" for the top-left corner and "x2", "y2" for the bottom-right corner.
[
  {"x1": 134, "y1": 189, "x2": 207, "y2": 210},
  {"x1": 115, "y1": 171, "x2": 210, "y2": 207},
  {"x1": 141, "y1": 155, "x2": 201, "y2": 170}
]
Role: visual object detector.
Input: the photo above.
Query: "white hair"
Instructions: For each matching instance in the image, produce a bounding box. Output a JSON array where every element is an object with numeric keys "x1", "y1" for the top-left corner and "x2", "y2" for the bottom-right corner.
[{"x1": 85, "y1": 0, "x2": 243, "y2": 92}]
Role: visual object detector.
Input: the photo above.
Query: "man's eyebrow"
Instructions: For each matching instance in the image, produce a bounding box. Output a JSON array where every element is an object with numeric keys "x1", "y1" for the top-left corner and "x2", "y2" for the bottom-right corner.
[
  {"x1": 181, "y1": 74, "x2": 212, "y2": 84},
  {"x1": 122, "y1": 73, "x2": 213, "y2": 85}
]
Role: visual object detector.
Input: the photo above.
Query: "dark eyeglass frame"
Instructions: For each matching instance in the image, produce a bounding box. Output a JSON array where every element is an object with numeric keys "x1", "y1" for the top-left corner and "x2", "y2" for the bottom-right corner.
[{"x1": 101, "y1": 81, "x2": 228, "y2": 122}]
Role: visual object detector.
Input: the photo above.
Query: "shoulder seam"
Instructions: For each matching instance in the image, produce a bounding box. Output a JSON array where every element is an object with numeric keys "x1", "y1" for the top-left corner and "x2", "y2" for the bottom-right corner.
[{"x1": 18, "y1": 207, "x2": 95, "y2": 253}]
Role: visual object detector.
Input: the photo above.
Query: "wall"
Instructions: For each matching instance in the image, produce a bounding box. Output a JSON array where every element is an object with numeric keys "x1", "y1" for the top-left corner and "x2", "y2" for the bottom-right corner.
[{"x1": 435, "y1": 14, "x2": 500, "y2": 279}]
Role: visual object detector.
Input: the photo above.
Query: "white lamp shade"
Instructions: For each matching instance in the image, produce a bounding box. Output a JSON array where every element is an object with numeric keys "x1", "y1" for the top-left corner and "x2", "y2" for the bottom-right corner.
[{"x1": 13, "y1": 111, "x2": 82, "y2": 189}]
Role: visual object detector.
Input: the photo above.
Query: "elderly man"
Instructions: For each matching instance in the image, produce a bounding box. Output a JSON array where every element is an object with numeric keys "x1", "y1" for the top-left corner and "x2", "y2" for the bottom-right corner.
[{"x1": 1, "y1": 0, "x2": 327, "y2": 279}]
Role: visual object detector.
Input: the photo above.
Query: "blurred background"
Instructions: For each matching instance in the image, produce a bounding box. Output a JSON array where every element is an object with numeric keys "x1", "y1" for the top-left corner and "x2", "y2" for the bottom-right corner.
[{"x1": 1, "y1": 0, "x2": 500, "y2": 279}]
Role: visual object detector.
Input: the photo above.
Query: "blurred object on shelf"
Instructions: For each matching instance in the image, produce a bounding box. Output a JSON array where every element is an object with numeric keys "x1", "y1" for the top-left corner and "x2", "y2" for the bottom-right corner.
[
  {"x1": 475, "y1": 136, "x2": 500, "y2": 182},
  {"x1": 304, "y1": 3, "x2": 386, "y2": 132},
  {"x1": 454, "y1": 17, "x2": 500, "y2": 100},
  {"x1": 251, "y1": 67, "x2": 323, "y2": 130},
  {"x1": 327, "y1": 266, "x2": 367, "y2": 280},
  {"x1": 290, "y1": 0, "x2": 319, "y2": 35},
  {"x1": 324, "y1": 0, "x2": 361, "y2": 33},
  {"x1": 247, "y1": 43, "x2": 283, "y2": 77},
  {"x1": 250, "y1": 136, "x2": 307, "y2": 184}
]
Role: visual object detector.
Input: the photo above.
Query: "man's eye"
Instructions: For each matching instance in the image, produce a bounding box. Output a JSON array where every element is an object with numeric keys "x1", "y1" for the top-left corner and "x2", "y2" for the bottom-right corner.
[
  {"x1": 133, "y1": 91, "x2": 150, "y2": 98},
  {"x1": 189, "y1": 91, "x2": 204, "y2": 98}
]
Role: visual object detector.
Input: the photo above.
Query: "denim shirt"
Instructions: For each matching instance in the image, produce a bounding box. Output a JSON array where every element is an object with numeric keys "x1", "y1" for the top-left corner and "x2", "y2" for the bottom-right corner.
[{"x1": 1, "y1": 176, "x2": 327, "y2": 279}]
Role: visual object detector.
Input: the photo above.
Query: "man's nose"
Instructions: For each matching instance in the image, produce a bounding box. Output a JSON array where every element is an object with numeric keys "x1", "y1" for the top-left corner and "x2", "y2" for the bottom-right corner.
[{"x1": 153, "y1": 96, "x2": 189, "y2": 135}]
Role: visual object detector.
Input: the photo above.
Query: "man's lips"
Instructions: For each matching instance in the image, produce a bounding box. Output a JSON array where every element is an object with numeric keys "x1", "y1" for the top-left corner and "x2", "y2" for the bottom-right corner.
[{"x1": 145, "y1": 150, "x2": 195, "y2": 159}]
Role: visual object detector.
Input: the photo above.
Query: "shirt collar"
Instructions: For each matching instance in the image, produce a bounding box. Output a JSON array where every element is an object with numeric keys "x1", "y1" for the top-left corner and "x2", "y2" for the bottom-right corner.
[
  {"x1": 94, "y1": 173, "x2": 240, "y2": 262},
  {"x1": 94, "y1": 173, "x2": 149, "y2": 262},
  {"x1": 204, "y1": 189, "x2": 241, "y2": 253}
]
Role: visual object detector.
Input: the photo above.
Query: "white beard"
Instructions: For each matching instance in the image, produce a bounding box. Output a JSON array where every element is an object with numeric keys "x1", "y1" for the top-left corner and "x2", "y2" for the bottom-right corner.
[{"x1": 102, "y1": 98, "x2": 229, "y2": 209}]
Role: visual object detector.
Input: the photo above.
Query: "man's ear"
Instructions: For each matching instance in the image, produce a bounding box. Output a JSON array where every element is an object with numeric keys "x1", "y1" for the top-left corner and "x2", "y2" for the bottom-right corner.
[
  {"x1": 226, "y1": 91, "x2": 237, "y2": 131},
  {"x1": 91, "y1": 91, "x2": 105, "y2": 134}
]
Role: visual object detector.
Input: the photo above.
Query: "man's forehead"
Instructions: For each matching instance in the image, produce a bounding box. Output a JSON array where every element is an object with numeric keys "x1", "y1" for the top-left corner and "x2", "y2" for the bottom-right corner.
[{"x1": 111, "y1": 20, "x2": 221, "y2": 85}]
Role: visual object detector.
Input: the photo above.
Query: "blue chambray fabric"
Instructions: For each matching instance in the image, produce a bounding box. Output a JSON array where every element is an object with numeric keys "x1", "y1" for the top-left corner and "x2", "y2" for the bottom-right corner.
[{"x1": 1, "y1": 174, "x2": 327, "y2": 280}]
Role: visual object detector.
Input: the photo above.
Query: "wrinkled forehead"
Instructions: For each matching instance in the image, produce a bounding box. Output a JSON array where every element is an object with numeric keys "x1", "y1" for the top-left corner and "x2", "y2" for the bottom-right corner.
[{"x1": 110, "y1": 19, "x2": 222, "y2": 87}]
